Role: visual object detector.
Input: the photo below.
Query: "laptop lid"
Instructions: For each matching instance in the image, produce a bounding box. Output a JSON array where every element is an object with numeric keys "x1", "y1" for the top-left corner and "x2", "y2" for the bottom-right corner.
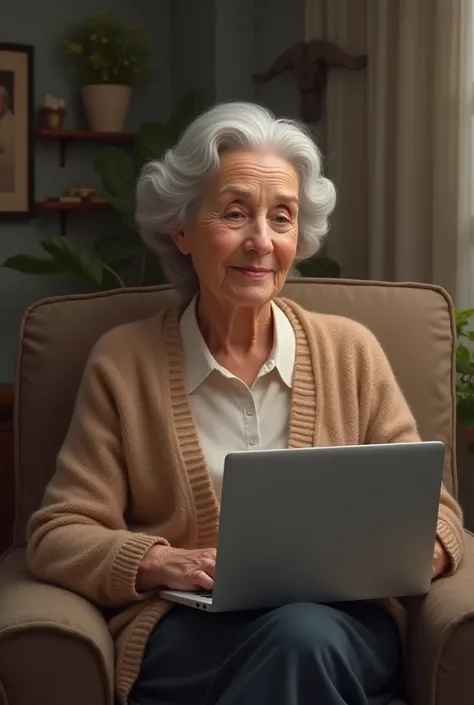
[{"x1": 211, "y1": 442, "x2": 444, "y2": 611}]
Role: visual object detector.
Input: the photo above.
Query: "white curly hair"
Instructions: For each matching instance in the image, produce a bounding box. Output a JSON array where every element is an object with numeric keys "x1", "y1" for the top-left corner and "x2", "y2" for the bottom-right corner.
[{"x1": 136, "y1": 101, "x2": 336, "y2": 294}]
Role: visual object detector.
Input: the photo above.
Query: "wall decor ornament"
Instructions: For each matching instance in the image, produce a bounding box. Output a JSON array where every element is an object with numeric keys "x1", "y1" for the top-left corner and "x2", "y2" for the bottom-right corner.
[
  {"x1": 0, "y1": 42, "x2": 34, "y2": 219},
  {"x1": 253, "y1": 40, "x2": 367, "y2": 123}
]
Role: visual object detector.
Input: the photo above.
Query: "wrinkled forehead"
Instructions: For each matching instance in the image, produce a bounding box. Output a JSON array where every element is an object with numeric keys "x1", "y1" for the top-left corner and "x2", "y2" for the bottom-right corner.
[{"x1": 214, "y1": 149, "x2": 299, "y2": 191}]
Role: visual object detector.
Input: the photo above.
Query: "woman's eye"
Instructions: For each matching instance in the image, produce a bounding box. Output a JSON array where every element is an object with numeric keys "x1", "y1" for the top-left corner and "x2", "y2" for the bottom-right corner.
[
  {"x1": 225, "y1": 210, "x2": 245, "y2": 220},
  {"x1": 275, "y1": 214, "x2": 290, "y2": 224}
]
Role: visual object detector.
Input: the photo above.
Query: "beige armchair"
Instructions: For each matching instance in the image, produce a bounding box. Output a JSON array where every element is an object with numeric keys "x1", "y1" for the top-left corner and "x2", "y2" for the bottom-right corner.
[{"x1": 0, "y1": 279, "x2": 473, "y2": 705}]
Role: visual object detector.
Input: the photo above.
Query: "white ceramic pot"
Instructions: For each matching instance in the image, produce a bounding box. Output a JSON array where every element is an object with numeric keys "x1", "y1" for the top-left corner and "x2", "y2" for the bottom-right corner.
[{"x1": 81, "y1": 84, "x2": 131, "y2": 132}]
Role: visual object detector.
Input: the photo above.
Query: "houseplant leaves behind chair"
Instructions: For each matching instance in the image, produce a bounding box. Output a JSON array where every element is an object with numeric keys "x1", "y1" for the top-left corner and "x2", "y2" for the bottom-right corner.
[
  {"x1": 62, "y1": 10, "x2": 153, "y2": 132},
  {"x1": 2, "y1": 235, "x2": 140, "y2": 290},
  {"x1": 455, "y1": 307, "x2": 474, "y2": 453}
]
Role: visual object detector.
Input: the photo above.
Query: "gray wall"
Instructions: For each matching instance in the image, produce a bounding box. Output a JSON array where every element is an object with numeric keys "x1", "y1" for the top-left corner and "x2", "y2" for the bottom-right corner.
[
  {"x1": 0, "y1": 0, "x2": 305, "y2": 381},
  {"x1": 169, "y1": 0, "x2": 217, "y2": 106},
  {"x1": 254, "y1": 0, "x2": 304, "y2": 118},
  {"x1": 170, "y1": 0, "x2": 304, "y2": 113}
]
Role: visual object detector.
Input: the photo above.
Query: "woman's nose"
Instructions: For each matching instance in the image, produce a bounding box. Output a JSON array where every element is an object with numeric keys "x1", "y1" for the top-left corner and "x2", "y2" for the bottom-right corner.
[{"x1": 245, "y1": 217, "x2": 274, "y2": 253}]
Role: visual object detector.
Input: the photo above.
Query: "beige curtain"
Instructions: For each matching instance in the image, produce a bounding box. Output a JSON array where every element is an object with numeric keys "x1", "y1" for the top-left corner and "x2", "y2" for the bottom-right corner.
[{"x1": 304, "y1": 0, "x2": 474, "y2": 307}]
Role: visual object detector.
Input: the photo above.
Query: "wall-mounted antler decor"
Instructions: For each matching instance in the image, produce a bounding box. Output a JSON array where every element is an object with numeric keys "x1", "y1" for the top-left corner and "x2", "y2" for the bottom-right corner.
[{"x1": 253, "y1": 40, "x2": 367, "y2": 122}]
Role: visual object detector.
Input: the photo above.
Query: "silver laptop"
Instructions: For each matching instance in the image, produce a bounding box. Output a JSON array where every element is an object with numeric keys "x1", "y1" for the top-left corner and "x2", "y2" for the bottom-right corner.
[{"x1": 160, "y1": 441, "x2": 444, "y2": 612}]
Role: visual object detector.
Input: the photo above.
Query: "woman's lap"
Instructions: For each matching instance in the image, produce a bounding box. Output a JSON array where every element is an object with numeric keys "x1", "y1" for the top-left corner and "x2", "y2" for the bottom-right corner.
[{"x1": 128, "y1": 601, "x2": 402, "y2": 705}]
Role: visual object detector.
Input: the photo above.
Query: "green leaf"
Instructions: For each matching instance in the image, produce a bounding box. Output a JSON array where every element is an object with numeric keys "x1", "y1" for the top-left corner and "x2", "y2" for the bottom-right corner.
[
  {"x1": 95, "y1": 146, "x2": 136, "y2": 199},
  {"x1": 106, "y1": 193, "x2": 136, "y2": 220},
  {"x1": 455, "y1": 308, "x2": 474, "y2": 338},
  {"x1": 174, "y1": 88, "x2": 208, "y2": 120},
  {"x1": 456, "y1": 343, "x2": 471, "y2": 365},
  {"x1": 135, "y1": 121, "x2": 172, "y2": 162},
  {"x1": 455, "y1": 308, "x2": 474, "y2": 322},
  {"x1": 169, "y1": 89, "x2": 208, "y2": 142},
  {"x1": 100, "y1": 267, "x2": 126, "y2": 290},
  {"x1": 132, "y1": 149, "x2": 147, "y2": 175},
  {"x1": 457, "y1": 391, "x2": 474, "y2": 425},
  {"x1": 456, "y1": 364, "x2": 474, "y2": 378},
  {"x1": 94, "y1": 235, "x2": 142, "y2": 268},
  {"x1": 296, "y1": 256, "x2": 341, "y2": 279},
  {"x1": 40, "y1": 237, "x2": 105, "y2": 287},
  {"x1": 120, "y1": 213, "x2": 140, "y2": 234},
  {"x1": 1, "y1": 254, "x2": 65, "y2": 275},
  {"x1": 457, "y1": 383, "x2": 474, "y2": 394},
  {"x1": 468, "y1": 441, "x2": 474, "y2": 455},
  {"x1": 134, "y1": 90, "x2": 207, "y2": 161}
]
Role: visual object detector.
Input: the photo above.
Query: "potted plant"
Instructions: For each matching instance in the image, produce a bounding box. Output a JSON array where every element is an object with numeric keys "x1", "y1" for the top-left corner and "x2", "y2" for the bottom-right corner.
[
  {"x1": 62, "y1": 11, "x2": 152, "y2": 132},
  {"x1": 455, "y1": 307, "x2": 474, "y2": 453}
]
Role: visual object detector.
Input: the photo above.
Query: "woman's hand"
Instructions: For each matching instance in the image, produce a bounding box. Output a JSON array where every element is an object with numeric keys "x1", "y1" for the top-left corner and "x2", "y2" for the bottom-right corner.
[
  {"x1": 136, "y1": 545, "x2": 216, "y2": 593},
  {"x1": 432, "y1": 539, "x2": 449, "y2": 579}
]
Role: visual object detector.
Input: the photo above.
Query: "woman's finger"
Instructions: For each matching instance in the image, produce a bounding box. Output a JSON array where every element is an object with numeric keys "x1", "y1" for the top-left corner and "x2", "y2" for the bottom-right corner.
[
  {"x1": 190, "y1": 570, "x2": 214, "y2": 590},
  {"x1": 200, "y1": 557, "x2": 216, "y2": 577}
]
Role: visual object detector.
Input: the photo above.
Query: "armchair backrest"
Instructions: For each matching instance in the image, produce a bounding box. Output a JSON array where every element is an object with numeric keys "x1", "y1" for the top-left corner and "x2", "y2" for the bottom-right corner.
[{"x1": 12, "y1": 279, "x2": 457, "y2": 546}]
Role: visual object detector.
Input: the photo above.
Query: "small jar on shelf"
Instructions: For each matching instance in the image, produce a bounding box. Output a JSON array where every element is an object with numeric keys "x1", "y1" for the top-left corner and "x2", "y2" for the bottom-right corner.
[{"x1": 39, "y1": 94, "x2": 67, "y2": 130}]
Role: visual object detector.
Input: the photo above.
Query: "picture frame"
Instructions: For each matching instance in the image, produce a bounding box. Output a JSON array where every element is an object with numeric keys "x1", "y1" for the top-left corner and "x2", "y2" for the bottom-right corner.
[{"x1": 0, "y1": 43, "x2": 34, "y2": 220}]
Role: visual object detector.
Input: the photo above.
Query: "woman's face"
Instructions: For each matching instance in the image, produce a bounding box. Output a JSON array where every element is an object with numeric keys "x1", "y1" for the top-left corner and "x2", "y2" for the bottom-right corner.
[{"x1": 173, "y1": 149, "x2": 300, "y2": 308}]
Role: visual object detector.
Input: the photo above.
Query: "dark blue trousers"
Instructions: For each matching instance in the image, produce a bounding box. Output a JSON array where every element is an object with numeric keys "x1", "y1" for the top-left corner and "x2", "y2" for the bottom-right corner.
[{"x1": 129, "y1": 601, "x2": 401, "y2": 705}]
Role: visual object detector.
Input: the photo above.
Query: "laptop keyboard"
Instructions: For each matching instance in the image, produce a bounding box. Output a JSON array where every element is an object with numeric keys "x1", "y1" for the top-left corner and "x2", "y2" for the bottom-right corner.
[{"x1": 196, "y1": 590, "x2": 213, "y2": 598}]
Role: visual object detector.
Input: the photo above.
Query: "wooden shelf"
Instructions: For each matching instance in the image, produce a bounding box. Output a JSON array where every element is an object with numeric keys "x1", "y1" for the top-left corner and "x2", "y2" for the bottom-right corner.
[
  {"x1": 36, "y1": 128, "x2": 135, "y2": 141},
  {"x1": 35, "y1": 129, "x2": 135, "y2": 166},
  {"x1": 36, "y1": 200, "x2": 109, "y2": 212},
  {"x1": 35, "y1": 200, "x2": 110, "y2": 235}
]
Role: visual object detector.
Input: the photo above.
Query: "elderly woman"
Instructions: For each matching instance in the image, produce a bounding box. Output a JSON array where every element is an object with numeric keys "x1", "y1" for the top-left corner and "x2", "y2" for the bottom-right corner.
[{"x1": 27, "y1": 102, "x2": 463, "y2": 705}]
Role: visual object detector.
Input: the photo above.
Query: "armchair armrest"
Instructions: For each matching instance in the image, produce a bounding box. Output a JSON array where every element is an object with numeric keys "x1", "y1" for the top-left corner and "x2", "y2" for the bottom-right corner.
[
  {"x1": 0, "y1": 548, "x2": 114, "y2": 705},
  {"x1": 406, "y1": 530, "x2": 474, "y2": 705}
]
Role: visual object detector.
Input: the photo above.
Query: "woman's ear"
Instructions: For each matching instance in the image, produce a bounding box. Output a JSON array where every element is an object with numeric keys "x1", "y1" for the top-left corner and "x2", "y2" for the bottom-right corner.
[{"x1": 172, "y1": 231, "x2": 191, "y2": 255}]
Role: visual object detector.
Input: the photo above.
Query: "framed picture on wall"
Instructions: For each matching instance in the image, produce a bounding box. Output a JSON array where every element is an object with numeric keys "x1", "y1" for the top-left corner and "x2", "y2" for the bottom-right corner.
[{"x1": 0, "y1": 43, "x2": 34, "y2": 219}]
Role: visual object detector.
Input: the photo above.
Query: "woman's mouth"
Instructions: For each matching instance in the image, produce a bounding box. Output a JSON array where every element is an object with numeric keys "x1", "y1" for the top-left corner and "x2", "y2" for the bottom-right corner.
[{"x1": 231, "y1": 266, "x2": 273, "y2": 279}]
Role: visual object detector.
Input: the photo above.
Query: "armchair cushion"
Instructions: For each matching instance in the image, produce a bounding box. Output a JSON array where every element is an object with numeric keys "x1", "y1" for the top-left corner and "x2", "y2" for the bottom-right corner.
[
  {"x1": 407, "y1": 530, "x2": 474, "y2": 705},
  {"x1": 0, "y1": 548, "x2": 114, "y2": 705}
]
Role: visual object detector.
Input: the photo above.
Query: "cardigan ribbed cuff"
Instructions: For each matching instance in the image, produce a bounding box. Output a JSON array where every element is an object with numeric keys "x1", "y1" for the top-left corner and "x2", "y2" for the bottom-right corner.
[
  {"x1": 111, "y1": 533, "x2": 170, "y2": 602},
  {"x1": 437, "y1": 517, "x2": 464, "y2": 574}
]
